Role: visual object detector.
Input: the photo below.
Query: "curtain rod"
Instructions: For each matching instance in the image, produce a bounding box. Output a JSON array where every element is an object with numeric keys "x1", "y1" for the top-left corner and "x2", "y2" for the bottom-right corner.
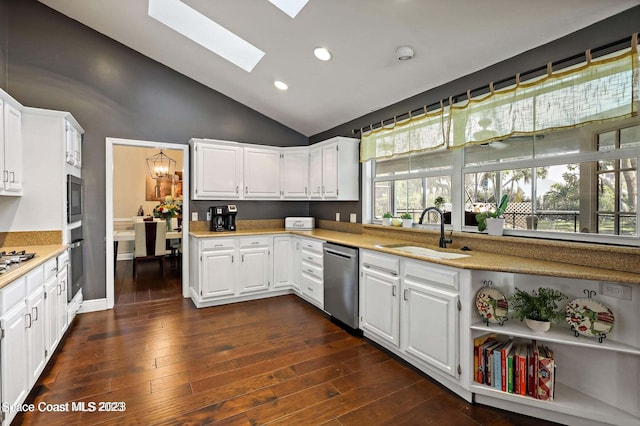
[{"x1": 352, "y1": 34, "x2": 636, "y2": 135}]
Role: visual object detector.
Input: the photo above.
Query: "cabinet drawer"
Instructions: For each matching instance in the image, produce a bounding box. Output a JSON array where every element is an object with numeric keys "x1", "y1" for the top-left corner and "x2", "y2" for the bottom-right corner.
[
  {"x1": 26, "y1": 266, "x2": 44, "y2": 294},
  {"x1": 404, "y1": 260, "x2": 459, "y2": 290},
  {"x1": 301, "y1": 272, "x2": 323, "y2": 305},
  {"x1": 300, "y1": 238, "x2": 323, "y2": 253},
  {"x1": 239, "y1": 237, "x2": 271, "y2": 248},
  {"x1": 301, "y1": 260, "x2": 323, "y2": 279},
  {"x1": 301, "y1": 249, "x2": 323, "y2": 267},
  {"x1": 43, "y1": 258, "x2": 58, "y2": 281},
  {"x1": 362, "y1": 250, "x2": 400, "y2": 275},
  {"x1": 0, "y1": 276, "x2": 26, "y2": 313},
  {"x1": 201, "y1": 238, "x2": 235, "y2": 250}
]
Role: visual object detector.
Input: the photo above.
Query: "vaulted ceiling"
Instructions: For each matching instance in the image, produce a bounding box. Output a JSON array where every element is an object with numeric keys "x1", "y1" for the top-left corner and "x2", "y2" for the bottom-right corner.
[{"x1": 39, "y1": 0, "x2": 640, "y2": 136}]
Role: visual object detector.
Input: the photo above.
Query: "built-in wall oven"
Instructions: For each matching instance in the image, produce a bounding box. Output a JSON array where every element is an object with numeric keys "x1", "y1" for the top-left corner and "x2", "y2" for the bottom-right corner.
[
  {"x1": 67, "y1": 174, "x2": 82, "y2": 223},
  {"x1": 68, "y1": 226, "x2": 84, "y2": 302}
]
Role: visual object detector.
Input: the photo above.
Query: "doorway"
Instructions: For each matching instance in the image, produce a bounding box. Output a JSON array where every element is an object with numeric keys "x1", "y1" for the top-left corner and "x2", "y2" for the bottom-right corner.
[{"x1": 105, "y1": 138, "x2": 190, "y2": 309}]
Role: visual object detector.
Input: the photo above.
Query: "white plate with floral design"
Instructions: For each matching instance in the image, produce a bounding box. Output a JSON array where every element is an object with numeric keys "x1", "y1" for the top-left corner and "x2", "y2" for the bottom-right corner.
[
  {"x1": 475, "y1": 287, "x2": 508, "y2": 325},
  {"x1": 566, "y1": 298, "x2": 615, "y2": 341}
]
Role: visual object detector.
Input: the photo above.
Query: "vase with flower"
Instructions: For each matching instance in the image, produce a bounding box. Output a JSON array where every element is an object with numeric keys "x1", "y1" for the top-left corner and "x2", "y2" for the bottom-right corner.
[{"x1": 153, "y1": 196, "x2": 182, "y2": 230}]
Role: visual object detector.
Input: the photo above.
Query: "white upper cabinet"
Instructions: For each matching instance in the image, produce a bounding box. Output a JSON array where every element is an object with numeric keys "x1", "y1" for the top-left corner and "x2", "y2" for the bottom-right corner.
[
  {"x1": 191, "y1": 139, "x2": 243, "y2": 200},
  {"x1": 244, "y1": 147, "x2": 280, "y2": 198},
  {"x1": 190, "y1": 137, "x2": 359, "y2": 201},
  {"x1": 281, "y1": 149, "x2": 308, "y2": 199},
  {"x1": 65, "y1": 119, "x2": 82, "y2": 169},
  {"x1": 1, "y1": 97, "x2": 24, "y2": 195}
]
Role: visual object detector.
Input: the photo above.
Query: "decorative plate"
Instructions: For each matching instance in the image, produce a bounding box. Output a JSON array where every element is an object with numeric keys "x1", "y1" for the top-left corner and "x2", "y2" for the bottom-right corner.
[
  {"x1": 566, "y1": 298, "x2": 615, "y2": 341},
  {"x1": 475, "y1": 287, "x2": 508, "y2": 324}
]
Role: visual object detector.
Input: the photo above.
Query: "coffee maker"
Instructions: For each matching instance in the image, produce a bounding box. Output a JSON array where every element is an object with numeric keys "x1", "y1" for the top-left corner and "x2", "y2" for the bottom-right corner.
[{"x1": 209, "y1": 205, "x2": 238, "y2": 232}]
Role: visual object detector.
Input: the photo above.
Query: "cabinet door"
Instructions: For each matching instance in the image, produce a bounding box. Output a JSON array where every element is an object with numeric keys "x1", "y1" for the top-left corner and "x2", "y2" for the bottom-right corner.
[
  {"x1": 300, "y1": 269, "x2": 323, "y2": 308},
  {"x1": 308, "y1": 147, "x2": 323, "y2": 199},
  {"x1": 282, "y1": 150, "x2": 309, "y2": 198},
  {"x1": 360, "y1": 267, "x2": 400, "y2": 347},
  {"x1": 273, "y1": 237, "x2": 291, "y2": 289},
  {"x1": 402, "y1": 278, "x2": 459, "y2": 378},
  {"x1": 194, "y1": 143, "x2": 243, "y2": 199},
  {"x1": 65, "y1": 120, "x2": 82, "y2": 168},
  {"x1": 1, "y1": 302, "x2": 30, "y2": 422},
  {"x1": 27, "y1": 286, "x2": 46, "y2": 387},
  {"x1": 44, "y1": 275, "x2": 60, "y2": 355},
  {"x1": 57, "y1": 266, "x2": 68, "y2": 337},
  {"x1": 244, "y1": 147, "x2": 280, "y2": 198},
  {"x1": 239, "y1": 247, "x2": 270, "y2": 294},
  {"x1": 322, "y1": 142, "x2": 338, "y2": 198},
  {"x1": 201, "y1": 249, "x2": 237, "y2": 298},
  {"x1": 290, "y1": 238, "x2": 301, "y2": 291},
  {"x1": 3, "y1": 102, "x2": 23, "y2": 192}
]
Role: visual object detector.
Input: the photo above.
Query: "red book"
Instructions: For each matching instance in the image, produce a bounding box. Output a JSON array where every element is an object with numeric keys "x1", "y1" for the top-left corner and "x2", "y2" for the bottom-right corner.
[
  {"x1": 500, "y1": 339, "x2": 514, "y2": 392},
  {"x1": 474, "y1": 334, "x2": 496, "y2": 383},
  {"x1": 528, "y1": 340, "x2": 538, "y2": 397},
  {"x1": 517, "y1": 344, "x2": 527, "y2": 395}
]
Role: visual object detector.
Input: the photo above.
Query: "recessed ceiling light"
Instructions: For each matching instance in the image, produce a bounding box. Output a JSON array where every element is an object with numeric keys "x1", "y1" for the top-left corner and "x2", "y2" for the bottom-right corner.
[
  {"x1": 396, "y1": 46, "x2": 415, "y2": 61},
  {"x1": 148, "y1": 0, "x2": 264, "y2": 72},
  {"x1": 274, "y1": 80, "x2": 289, "y2": 90},
  {"x1": 313, "y1": 47, "x2": 332, "y2": 61},
  {"x1": 268, "y1": 0, "x2": 309, "y2": 18}
]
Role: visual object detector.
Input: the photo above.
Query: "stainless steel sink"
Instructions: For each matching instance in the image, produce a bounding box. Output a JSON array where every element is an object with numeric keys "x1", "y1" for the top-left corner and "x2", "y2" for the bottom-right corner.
[{"x1": 375, "y1": 244, "x2": 470, "y2": 259}]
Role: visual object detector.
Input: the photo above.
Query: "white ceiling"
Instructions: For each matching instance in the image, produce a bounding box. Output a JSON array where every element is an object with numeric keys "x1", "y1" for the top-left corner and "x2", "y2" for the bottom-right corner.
[{"x1": 38, "y1": 0, "x2": 640, "y2": 136}]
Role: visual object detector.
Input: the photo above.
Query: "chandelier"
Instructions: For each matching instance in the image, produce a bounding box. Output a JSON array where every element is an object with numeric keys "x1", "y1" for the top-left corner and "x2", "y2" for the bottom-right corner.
[{"x1": 146, "y1": 150, "x2": 176, "y2": 179}]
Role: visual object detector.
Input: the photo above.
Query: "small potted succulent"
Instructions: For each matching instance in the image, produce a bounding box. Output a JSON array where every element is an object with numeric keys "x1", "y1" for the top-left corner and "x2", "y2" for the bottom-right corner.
[
  {"x1": 382, "y1": 212, "x2": 393, "y2": 226},
  {"x1": 476, "y1": 194, "x2": 508, "y2": 235},
  {"x1": 434, "y1": 196, "x2": 451, "y2": 224},
  {"x1": 401, "y1": 212, "x2": 413, "y2": 228},
  {"x1": 509, "y1": 287, "x2": 568, "y2": 333}
]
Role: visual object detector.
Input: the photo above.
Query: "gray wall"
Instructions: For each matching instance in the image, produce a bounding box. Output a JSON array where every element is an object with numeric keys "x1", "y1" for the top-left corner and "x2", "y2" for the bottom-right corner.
[
  {"x1": 308, "y1": 5, "x2": 640, "y2": 222},
  {"x1": 3, "y1": 0, "x2": 307, "y2": 300}
]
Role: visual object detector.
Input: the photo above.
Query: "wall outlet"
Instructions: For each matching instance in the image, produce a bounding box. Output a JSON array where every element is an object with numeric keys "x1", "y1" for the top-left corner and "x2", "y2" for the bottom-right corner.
[
  {"x1": 335, "y1": 213, "x2": 340, "y2": 221},
  {"x1": 192, "y1": 211, "x2": 198, "y2": 221},
  {"x1": 350, "y1": 213, "x2": 357, "y2": 223},
  {"x1": 206, "y1": 210, "x2": 212, "y2": 221},
  {"x1": 600, "y1": 282, "x2": 632, "y2": 300}
]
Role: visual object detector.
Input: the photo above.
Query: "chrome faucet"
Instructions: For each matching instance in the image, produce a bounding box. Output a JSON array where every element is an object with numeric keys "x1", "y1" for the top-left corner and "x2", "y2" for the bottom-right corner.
[{"x1": 418, "y1": 207, "x2": 453, "y2": 248}]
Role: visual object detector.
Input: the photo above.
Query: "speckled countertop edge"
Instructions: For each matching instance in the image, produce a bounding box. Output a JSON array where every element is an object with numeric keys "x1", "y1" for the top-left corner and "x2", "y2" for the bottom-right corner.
[
  {"x1": 190, "y1": 228, "x2": 640, "y2": 285},
  {"x1": 0, "y1": 245, "x2": 67, "y2": 290}
]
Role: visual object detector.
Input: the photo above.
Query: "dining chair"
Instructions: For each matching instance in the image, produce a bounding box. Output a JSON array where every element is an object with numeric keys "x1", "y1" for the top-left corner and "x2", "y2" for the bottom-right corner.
[{"x1": 133, "y1": 221, "x2": 166, "y2": 278}]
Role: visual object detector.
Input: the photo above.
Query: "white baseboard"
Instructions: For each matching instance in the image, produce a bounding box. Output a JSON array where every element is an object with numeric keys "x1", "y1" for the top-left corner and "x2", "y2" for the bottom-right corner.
[{"x1": 78, "y1": 298, "x2": 109, "y2": 313}]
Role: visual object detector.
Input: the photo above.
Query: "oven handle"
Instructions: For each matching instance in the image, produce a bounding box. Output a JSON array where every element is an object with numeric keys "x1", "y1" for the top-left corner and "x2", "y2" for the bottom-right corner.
[{"x1": 69, "y1": 240, "x2": 83, "y2": 248}]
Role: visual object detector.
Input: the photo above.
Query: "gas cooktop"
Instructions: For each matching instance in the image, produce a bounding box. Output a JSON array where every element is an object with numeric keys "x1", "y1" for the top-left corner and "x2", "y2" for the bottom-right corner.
[{"x1": 0, "y1": 250, "x2": 37, "y2": 275}]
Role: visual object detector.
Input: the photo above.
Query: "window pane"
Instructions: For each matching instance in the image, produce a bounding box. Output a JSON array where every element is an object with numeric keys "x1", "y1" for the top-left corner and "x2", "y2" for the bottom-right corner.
[
  {"x1": 376, "y1": 157, "x2": 410, "y2": 176},
  {"x1": 597, "y1": 172, "x2": 616, "y2": 212},
  {"x1": 620, "y1": 215, "x2": 637, "y2": 236},
  {"x1": 597, "y1": 130, "x2": 616, "y2": 151},
  {"x1": 410, "y1": 150, "x2": 453, "y2": 173},
  {"x1": 538, "y1": 164, "x2": 580, "y2": 233},
  {"x1": 501, "y1": 168, "x2": 533, "y2": 229},
  {"x1": 534, "y1": 131, "x2": 581, "y2": 157},
  {"x1": 464, "y1": 137, "x2": 533, "y2": 166},
  {"x1": 374, "y1": 181, "x2": 392, "y2": 219},
  {"x1": 464, "y1": 172, "x2": 497, "y2": 226},
  {"x1": 597, "y1": 214, "x2": 615, "y2": 235},
  {"x1": 395, "y1": 179, "x2": 424, "y2": 221},
  {"x1": 621, "y1": 124, "x2": 640, "y2": 148}
]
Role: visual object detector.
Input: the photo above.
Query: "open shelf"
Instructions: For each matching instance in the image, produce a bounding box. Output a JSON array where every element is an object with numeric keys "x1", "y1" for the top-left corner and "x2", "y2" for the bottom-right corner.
[
  {"x1": 471, "y1": 382, "x2": 640, "y2": 426},
  {"x1": 470, "y1": 320, "x2": 640, "y2": 356}
]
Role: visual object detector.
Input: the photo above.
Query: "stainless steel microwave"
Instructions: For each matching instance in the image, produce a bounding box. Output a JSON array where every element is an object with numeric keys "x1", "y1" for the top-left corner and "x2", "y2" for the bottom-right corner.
[{"x1": 67, "y1": 174, "x2": 82, "y2": 223}]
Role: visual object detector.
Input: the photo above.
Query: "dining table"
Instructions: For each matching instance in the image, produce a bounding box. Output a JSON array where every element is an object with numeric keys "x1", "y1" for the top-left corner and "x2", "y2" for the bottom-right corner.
[{"x1": 113, "y1": 228, "x2": 183, "y2": 267}]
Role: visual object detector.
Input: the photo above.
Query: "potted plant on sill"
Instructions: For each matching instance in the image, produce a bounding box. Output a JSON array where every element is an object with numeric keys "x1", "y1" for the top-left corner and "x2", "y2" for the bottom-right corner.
[
  {"x1": 382, "y1": 212, "x2": 393, "y2": 226},
  {"x1": 434, "y1": 196, "x2": 451, "y2": 224},
  {"x1": 475, "y1": 194, "x2": 509, "y2": 235},
  {"x1": 509, "y1": 287, "x2": 568, "y2": 333},
  {"x1": 401, "y1": 213, "x2": 413, "y2": 228}
]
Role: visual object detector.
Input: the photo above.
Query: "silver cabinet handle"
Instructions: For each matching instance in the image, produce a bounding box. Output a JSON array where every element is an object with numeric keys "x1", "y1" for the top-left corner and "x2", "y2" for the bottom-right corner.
[
  {"x1": 392, "y1": 285, "x2": 396, "y2": 296},
  {"x1": 307, "y1": 287, "x2": 313, "y2": 292},
  {"x1": 245, "y1": 186, "x2": 248, "y2": 194},
  {"x1": 305, "y1": 187, "x2": 307, "y2": 194},
  {"x1": 241, "y1": 254, "x2": 245, "y2": 262},
  {"x1": 236, "y1": 186, "x2": 239, "y2": 194},
  {"x1": 25, "y1": 313, "x2": 32, "y2": 329},
  {"x1": 9, "y1": 172, "x2": 15, "y2": 183},
  {"x1": 2, "y1": 170, "x2": 7, "y2": 183},
  {"x1": 231, "y1": 255, "x2": 234, "y2": 263},
  {"x1": 404, "y1": 289, "x2": 409, "y2": 301},
  {"x1": 57, "y1": 283, "x2": 63, "y2": 296},
  {"x1": 33, "y1": 306, "x2": 39, "y2": 321}
]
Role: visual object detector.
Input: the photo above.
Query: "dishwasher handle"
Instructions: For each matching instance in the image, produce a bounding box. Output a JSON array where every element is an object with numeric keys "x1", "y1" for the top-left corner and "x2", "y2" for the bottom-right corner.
[{"x1": 324, "y1": 248, "x2": 355, "y2": 260}]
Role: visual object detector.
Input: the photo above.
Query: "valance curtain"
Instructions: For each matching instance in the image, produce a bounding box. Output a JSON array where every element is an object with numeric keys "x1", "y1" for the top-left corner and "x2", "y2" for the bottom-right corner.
[{"x1": 361, "y1": 36, "x2": 639, "y2": 162}]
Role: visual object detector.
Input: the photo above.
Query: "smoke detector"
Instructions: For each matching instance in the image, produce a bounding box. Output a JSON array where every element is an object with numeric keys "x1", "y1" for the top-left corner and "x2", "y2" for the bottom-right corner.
[{"x1": 396, "y1": 46, "x2": 414, "y2": 61}]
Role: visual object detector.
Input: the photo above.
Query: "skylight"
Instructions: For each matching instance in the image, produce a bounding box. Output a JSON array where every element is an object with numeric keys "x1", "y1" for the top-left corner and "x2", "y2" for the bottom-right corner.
[
  {"x1": 268, "y1": 0, "x2": 309, "y2": 18},
  {"x1": 148, "y1": 0, "x2": 265, "y2": 72}
]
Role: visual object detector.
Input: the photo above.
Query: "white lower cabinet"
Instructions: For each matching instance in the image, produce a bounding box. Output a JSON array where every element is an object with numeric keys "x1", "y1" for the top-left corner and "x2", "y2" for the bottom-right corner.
[
  {"x1": 299, "y1": 238, "x2": 324, "y2": 308},
  {"x1": 359, "y1": 250, "x2": 400, "y2": 348},
  {"x1": 273, "y1": 236, "x2": 292, "y2": 290},
  {"x1": 402, "y1": 259, "x2": 459, "y2": 379},
  {"x1": 0, "y1": 276, "x2": 29, "y2": 426},
  {"x1": 201, "y1": 240, "x2": 236, "y2": 299},
  {"x1": 238, "y1": 238, "x2": 271, "y2": 294},
  {"x1": 26, "y1": 268, "x2": 47, "y2": 388}
]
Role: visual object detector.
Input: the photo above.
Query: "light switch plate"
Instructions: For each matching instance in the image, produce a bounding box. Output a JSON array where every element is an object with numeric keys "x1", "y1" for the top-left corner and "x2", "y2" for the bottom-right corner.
[
  {"x1": 350, "y1": 213, "x2": 357, "y2": 223},
  {"x1": 335, "y1": 213, "x2": 340, "y2": 221},
  {"x1": 192, "y1": 212, "x2": 198, "y2": 221},
  {"x1": 600, "y1": 282, "x2": 632, "y2": 300}
]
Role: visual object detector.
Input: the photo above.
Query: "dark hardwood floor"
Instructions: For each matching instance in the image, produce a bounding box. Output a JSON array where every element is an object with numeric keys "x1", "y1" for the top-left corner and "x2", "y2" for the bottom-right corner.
[
  {"x1": 15, "y1": 295, "x2": 560, "y2": 425},
  {"x1": 114, "y1": 258, "x2": 182, "y2": 305}
]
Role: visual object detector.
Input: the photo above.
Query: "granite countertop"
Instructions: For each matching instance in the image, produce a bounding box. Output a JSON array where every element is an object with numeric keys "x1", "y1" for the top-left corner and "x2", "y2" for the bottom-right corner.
[
  {"x1": 0, "y1": 245, "x2": 67, "y2": 290},
  {"x1": 191, "y1": 228, "x2": 640, "y2": 285}
]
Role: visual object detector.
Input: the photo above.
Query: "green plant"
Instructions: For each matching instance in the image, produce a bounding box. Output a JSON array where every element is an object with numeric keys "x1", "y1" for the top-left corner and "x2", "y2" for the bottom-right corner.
[
  {"x1": 400, "y1": 213, "x2": 412, "y2": 220},
  {"x1": 475, "y1": 194, "x2": 509, "y2": 232},
  {"x1": 434, "y1": 196, "x2": 446, "y2": 210},
  {"x1": 509, "y1": 287, "x2": 568, "y2": 323},
  {"x1": 383, "y1": 212, "x2": 393, "y2": 218}
]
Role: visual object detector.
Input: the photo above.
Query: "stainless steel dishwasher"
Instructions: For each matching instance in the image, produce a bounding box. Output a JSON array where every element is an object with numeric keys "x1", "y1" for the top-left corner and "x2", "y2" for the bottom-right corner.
[{"x1": 323, "y1": 242, "x2": 359, "y2": 329}]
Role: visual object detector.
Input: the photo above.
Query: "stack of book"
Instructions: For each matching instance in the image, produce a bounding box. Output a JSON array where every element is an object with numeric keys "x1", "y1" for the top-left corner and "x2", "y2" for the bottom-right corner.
[{"x1": 473, "y1": 333, "x2": 556, "y2": 400}]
